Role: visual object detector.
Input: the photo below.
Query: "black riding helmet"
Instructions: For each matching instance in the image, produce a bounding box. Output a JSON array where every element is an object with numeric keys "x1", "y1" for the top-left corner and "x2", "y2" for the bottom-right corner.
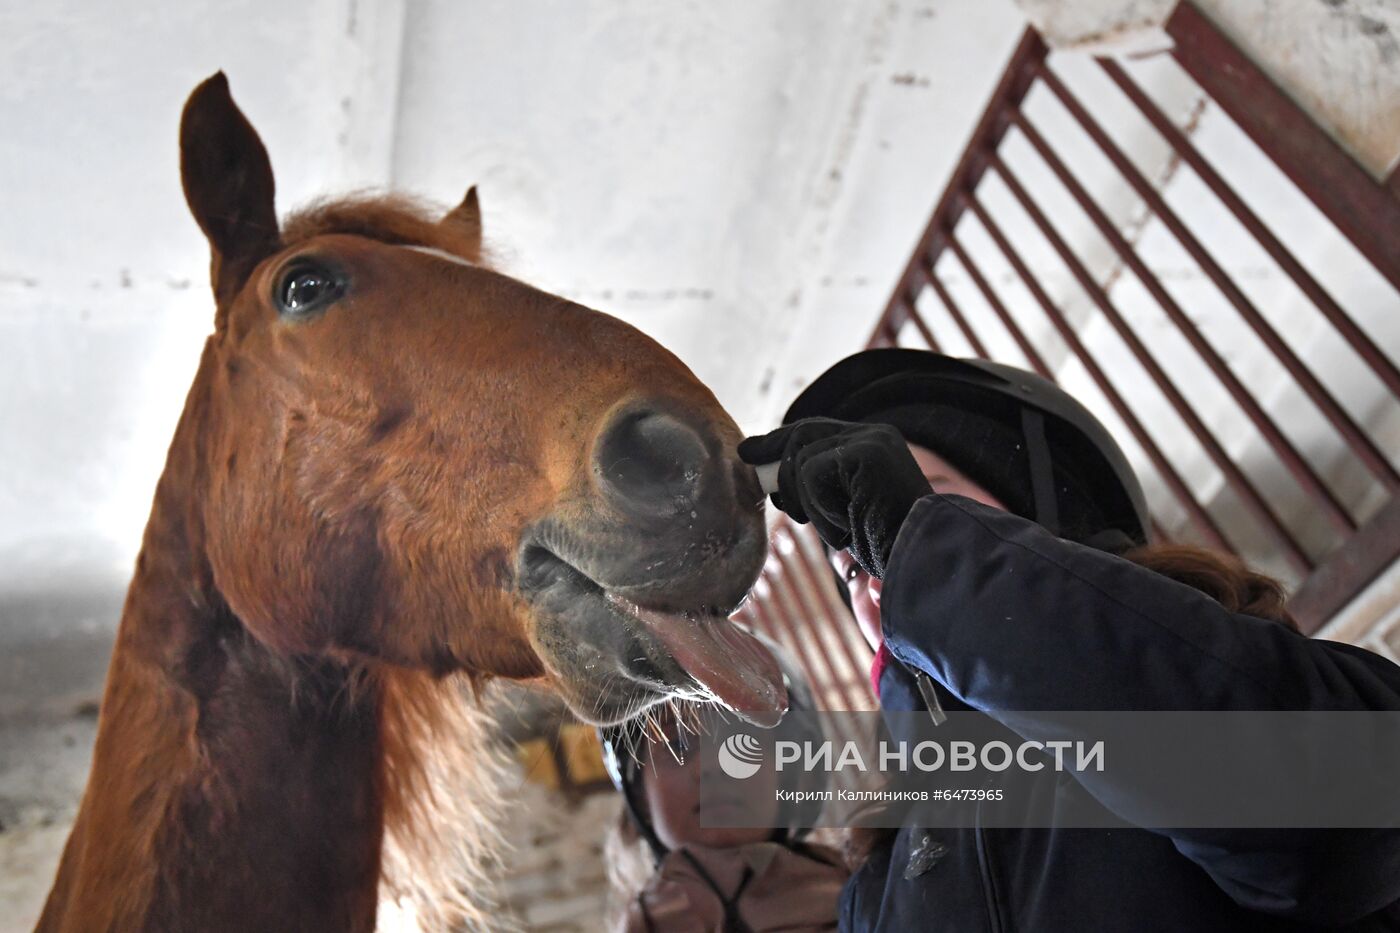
[
  {"x1": 784, "y1": 349, "x2": 1150, "y2": 554},
  {"x1": 599, "y1": 634, "x2": 824, "y2": 862}
]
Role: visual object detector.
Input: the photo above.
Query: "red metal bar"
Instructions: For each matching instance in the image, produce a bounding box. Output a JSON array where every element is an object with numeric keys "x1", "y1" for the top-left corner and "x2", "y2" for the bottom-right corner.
[
  {"x1": 1150, "y1": 518, "x2": 1173, "y2": 544},
  {"x1": 867, "y1": 305, "x2": 902, "y2": 349},
  {"x1": 902, "y1": 294, "x2": 943, "y2": 351},
  {"x1": 1166, "y1": 1, "x2": 1400, "y2": 293},
  {"x1": 946, "y1": 236, "x2": 1054, "y2": 379},
  {"x1": 777, "y1": 524, "x2": 876, "y2": 706},
  {"x1": 1098, "y1": 57, "x2": 1400, "y2": 408},
  {"x1": 1289, "y1": 497, "x2": 1400, "y2": 635},
  {"x1": 884, "y1": 295, "x2": 912, "y2": 335},
  {"x1": 763, "y1": 566, "x2": 857, "y2": 713},
  {"x1": 736, "y1": 600, "x2": 824, "y2": 706},
  {"x1": 789, "y1": 560, "x2": 874, "y2": 711},
  {"x1": 739, "y1": 596, "x2": 868, "y2": 750},
  {"x1": 744, "y1": 585, "x2": 845, "y2": 712},
  {"x1": 962, "y1": 190, "x2": 1241, "y2": 556},
  {"x1": 874, "y1": 28, "x2": 1048, "y2": 341},
  {"x1": 794, "y1": 528, "x2": 879, "y2": 682},
  {"x1": 1009, "y1": 111, "x2": 1356, "y2": 537},
  {"x1": 1038, "y1": 63, "x2": 1398, "y2": 496},
  {"x1": 921, "y1": 265, "x2": 990, "y2": 357},
  {"x1": 769, "y1": 547, "x2": 867, "y2": 712}
]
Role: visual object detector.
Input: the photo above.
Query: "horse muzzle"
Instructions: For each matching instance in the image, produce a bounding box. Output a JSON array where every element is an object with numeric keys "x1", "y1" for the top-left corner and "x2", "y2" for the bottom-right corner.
[{"x1": 516, "y1": 401, "x2": 782, "y2": 726}]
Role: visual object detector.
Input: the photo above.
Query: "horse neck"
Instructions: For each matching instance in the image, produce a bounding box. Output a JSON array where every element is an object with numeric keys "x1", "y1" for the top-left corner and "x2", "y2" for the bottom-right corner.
[{"x1": 41, "y1": 360, "x2": 386, "y2": 933}]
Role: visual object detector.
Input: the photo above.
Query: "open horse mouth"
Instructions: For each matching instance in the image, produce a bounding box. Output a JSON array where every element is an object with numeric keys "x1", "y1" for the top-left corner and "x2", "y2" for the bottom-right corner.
[{"x1": 519, "y1": 542, "x2": 787, "y2": 728}]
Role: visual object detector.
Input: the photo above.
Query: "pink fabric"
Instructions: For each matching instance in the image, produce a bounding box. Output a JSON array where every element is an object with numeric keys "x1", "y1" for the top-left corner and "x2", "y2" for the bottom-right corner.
[{"x1": 870, "y1": 643, "x2": 893, "y2": 696}]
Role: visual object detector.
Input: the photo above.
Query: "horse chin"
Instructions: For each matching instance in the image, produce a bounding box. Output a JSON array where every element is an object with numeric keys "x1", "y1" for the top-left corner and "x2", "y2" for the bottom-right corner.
[{"x1": 520, "y1": 548, "x2": 786, "y2": 728}]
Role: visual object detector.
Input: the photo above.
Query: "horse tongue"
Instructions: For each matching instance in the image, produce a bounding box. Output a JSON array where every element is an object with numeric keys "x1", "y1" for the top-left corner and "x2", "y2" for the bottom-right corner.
[{"x1": 634, "y1": 607, "x2": 788, "y2": 727}]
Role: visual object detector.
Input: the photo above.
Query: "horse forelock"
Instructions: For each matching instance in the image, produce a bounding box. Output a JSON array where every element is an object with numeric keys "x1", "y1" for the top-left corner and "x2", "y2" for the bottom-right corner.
[{"x1": 280, "y1": 194, "x2": 488, "y2": 266}]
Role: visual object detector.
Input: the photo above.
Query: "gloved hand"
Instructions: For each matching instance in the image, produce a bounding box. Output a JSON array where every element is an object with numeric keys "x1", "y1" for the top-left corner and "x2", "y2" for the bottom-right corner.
[{"x1": 738, "y1": 418, "x2": 932, "y2": 579}]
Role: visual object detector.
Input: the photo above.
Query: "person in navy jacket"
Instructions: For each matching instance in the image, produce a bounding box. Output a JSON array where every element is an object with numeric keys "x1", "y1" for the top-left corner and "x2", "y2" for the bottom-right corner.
[{"x1": 739, "y1": 349, "x2": 1400, "y2": 932}]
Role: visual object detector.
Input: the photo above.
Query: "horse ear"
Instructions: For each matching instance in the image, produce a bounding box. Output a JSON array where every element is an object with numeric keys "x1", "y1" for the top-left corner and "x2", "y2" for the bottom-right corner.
[
  {"x1": 440, "y1": 186, "x2": 482, "y2": 256},
  {"x1": 179, "y1": 72, "x2": 280, "y2": 310}
]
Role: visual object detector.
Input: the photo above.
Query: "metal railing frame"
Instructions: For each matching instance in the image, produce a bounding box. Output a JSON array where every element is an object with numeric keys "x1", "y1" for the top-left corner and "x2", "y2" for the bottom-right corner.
[{"x1": 744, "y1": 3, "x2": 1400, "y2": 710}]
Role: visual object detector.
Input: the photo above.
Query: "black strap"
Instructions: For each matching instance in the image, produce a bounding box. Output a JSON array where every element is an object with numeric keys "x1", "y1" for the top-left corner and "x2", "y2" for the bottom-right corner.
[
  {"x1": 636, "y1": 894, "x2": 659, "y2": 933},
  {"x1": 1081, "y1": 527, "x2": 1135, "y2": 555},
  {"x1": 1021, "y1": 407, "x2": 1060, "y2": 535},
  {"x1": 677, "y1": 848, "x2": 756, "y2": 933}
]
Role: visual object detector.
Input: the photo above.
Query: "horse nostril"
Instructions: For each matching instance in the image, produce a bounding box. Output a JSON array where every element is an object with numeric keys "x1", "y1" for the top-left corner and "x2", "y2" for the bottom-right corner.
[{"x1": 595, "y1": 409, "x2": 712, "y2": 512}]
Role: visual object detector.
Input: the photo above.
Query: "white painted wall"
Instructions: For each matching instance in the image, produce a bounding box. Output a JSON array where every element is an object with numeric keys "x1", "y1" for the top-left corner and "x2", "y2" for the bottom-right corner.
[{"x1": 0, "y1": 0, "x2": 1030, "y2": 617}]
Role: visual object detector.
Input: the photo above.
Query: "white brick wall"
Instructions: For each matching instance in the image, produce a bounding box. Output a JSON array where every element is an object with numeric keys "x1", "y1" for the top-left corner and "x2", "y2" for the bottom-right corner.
[{"x1": 494, "y1": 776, "x2": 623, "y2": 932}]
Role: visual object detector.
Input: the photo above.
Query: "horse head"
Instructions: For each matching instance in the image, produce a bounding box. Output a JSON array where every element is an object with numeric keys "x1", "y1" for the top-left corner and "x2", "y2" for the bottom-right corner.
[{"x1": 178, "y1": 73, "x2": 784, "y2": 727}]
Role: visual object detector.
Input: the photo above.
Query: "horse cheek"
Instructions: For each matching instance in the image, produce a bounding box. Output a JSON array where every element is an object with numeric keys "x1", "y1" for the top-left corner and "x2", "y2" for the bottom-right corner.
[{"x1": 308, "y1": 508, "x2": 388, "y2": 652}]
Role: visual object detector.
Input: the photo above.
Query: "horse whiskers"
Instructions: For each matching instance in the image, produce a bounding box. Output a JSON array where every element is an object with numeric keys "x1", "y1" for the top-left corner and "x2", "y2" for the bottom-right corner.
[
  {"x1": 592, "y1": 670, "x2": 621, "y2": 721},
  {"x1": 644, "y1": 711, "x2": 665, "y2": 745},
  {"x1": 603, "y1": 671, "x2": 628, "y2": 718}
]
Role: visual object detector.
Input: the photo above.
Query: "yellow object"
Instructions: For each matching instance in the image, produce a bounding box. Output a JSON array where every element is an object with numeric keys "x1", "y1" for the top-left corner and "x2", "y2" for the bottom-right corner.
[
  {"x1": 516, "y1": 724, "x2": 610, "y2": 791},
  {"x1": 517, "y1": 738, "x2": 561, "y2": 789},
  {"x1": 560, "y1": 724, "x2": 610, "y2": 785}
]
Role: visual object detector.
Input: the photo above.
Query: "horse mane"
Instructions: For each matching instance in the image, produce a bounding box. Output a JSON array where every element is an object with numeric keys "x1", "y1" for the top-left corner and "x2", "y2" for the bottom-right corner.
[
  {"x1": 281, "y1": 193, "x2": 488, "y2": 266},
  {"x1": 371, "y1": 666, "x2": 514, "y2": 930}
]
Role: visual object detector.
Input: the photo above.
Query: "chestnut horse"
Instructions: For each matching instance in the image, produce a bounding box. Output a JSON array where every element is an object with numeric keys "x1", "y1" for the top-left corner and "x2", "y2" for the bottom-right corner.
[{"x1": 37, "y1": 74, "x2": 785, "y2": 932}]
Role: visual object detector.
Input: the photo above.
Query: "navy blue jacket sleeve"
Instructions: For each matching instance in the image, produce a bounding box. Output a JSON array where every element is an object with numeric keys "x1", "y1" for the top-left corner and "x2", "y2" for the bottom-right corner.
[{"x1": 879, "y1": 494, "x2": 1400, "y2": 923}]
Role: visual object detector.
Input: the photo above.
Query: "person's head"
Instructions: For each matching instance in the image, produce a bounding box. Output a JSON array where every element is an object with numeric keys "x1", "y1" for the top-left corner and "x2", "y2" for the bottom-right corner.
[
  {"x1": 600, "y1": 635, "x2": 824, "y2": 858},
  {"x1": 784, "y1": 350, "x2": 1151, "y2": 645},
  {"x1": 634, "y1": 707, "x2": 780, "y2": 850},
  {"x1": 785, "y1": 350, "x2": 1149, "y2": 546}
]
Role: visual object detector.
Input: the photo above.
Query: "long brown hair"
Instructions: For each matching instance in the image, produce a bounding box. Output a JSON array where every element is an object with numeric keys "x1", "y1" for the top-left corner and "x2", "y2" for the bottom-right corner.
[
  {"x1": 842, "y1": 542, "x2": 1296, "y2": 869},
  {"x1": 1121, "y1": 543, "x2": 1296, "y2": 630}
]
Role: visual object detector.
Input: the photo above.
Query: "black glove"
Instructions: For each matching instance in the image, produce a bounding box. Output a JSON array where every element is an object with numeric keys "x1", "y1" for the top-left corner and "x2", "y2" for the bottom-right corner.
[{"x1": 738, "y1": 418, "x2": 932, "y2": 579}]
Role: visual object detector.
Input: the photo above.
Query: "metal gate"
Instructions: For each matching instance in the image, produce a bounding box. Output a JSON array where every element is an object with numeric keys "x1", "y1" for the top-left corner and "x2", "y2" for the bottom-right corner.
[{"x1": 740, "y1": 2, "x2": 1400, "y2": 710}]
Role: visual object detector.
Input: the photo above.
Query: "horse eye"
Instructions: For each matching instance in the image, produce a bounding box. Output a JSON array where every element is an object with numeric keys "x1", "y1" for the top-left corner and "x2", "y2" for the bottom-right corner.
[
  {"x1": 844, "y1": 565, "x2": 861, "y2": 583},
  {"x1": 275, "y1": 263, "x2": 343, "y2": 317}
]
